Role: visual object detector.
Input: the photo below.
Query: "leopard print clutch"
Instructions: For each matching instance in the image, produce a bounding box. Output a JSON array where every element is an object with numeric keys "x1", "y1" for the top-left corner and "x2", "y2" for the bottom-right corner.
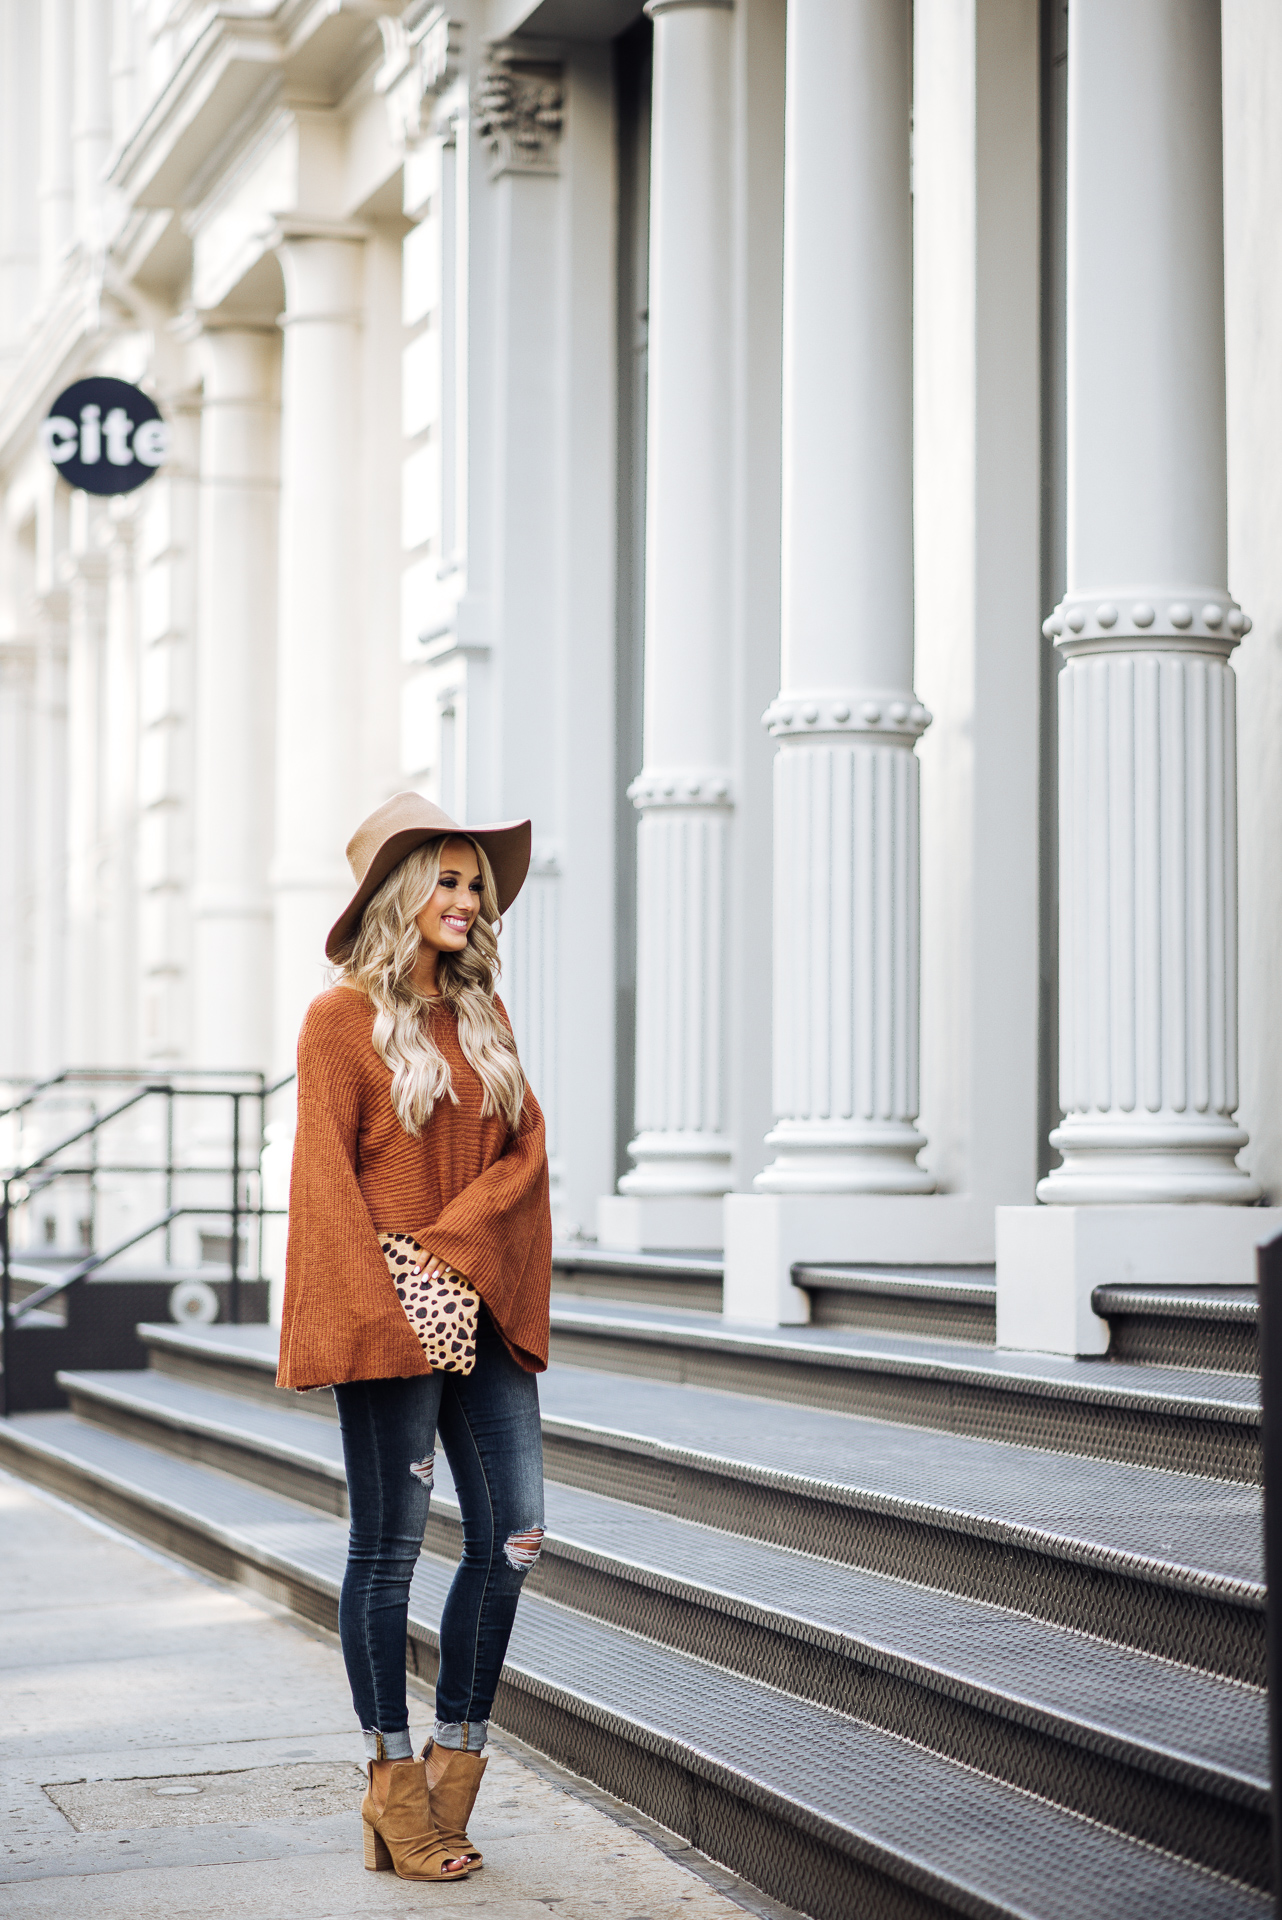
[{"x1": 378, "y1": 1231, "x2": 479, "y2": 1375}]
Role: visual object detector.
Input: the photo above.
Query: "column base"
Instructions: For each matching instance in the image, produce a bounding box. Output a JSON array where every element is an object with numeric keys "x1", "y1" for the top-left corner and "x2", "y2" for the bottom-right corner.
[
  {"x1": 596, "y1": 1193, "x2": 725, "y2": 1253},
  {"x1": 755, "y1": 1120, "x2": 935, "y2": 1194},
  {"x1": 1038, "y1": 1117, "x2": 1260, "y2": 1206},
  {"x1": 723, "y1": 1192, "x2": 1000, "y2": 1327},
  {"x1": 618, "y1": 1130, "x2": 734, "y2": 1199},
  {"x1": 995, "y1": 1203, "x2": 1282, "y2": 1357}
]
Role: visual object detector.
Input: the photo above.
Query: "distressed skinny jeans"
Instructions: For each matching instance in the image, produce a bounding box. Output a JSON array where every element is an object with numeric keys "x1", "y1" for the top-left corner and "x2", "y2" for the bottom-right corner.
[{"x1": 333, "y1": 1307, "x2": 544, "y2": 1762}]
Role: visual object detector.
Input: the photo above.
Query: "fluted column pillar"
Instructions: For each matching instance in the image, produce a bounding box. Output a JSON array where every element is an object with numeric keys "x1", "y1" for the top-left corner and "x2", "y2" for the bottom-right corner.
[
  {"x1": 270, "y1": 229, "x2": 364, "y2": 1069},
  {"x1": 1039, "y1": 0, "x2": 1254, "y2": 1206},
  {"x1": 996, "y1": 0, "x2": 1279, "y2": 1356},
  {"x1": 755, "y1": 0, "x2": 932, "y2": 1196},
  {"x1": 605, "y1": 0, "x2": 735, "y2": 1244},
  {"x1": 194, "y1": 326, "x2": 279, "y2": 1070}
]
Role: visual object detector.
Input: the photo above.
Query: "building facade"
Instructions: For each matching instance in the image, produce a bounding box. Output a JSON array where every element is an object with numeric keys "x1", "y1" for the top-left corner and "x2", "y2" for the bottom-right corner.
[{"x1": 1, "y1": 0, "x2": 1280, "y2": 1346}]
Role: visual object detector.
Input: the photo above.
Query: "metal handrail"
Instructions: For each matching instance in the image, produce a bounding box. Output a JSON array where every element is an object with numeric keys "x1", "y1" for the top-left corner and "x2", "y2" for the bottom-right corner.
[
  {"x1": 3, "y1": 1087, "x2": 158, "y2": 1181},
  {"x1": 7, "y1": 1203, "x2": 289, "y2": 1320},
  {"x1": 1, "y1": 1068, "x2": 297, "y2": 1416},
  {"x1": 0, "y1": 1065, "x2": 269, "y2": 1120}
]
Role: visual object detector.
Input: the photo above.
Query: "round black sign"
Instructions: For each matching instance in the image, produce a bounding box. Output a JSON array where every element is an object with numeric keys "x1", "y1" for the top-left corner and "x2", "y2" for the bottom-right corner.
[{"x1": 40, "y1": 376, "x2": 171, "y2": 495}]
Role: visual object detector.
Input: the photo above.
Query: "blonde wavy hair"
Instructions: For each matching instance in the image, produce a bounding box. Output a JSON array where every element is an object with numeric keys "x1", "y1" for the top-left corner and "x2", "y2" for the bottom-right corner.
[{"x1": 339, "y1": 836, "x2": 526, "y2": 1136}]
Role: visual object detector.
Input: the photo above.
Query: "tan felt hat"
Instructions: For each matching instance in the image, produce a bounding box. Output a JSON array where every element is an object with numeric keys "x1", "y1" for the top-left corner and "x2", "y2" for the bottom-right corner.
[{"x1": 325, "y1": 792, "x2": 532, "y2": 962}]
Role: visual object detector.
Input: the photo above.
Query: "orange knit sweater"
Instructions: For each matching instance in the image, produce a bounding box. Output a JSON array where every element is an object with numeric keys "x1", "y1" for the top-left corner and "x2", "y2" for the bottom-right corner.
[{"x1": 276, "y1": 985, "x2": 552, "y2": 1390}]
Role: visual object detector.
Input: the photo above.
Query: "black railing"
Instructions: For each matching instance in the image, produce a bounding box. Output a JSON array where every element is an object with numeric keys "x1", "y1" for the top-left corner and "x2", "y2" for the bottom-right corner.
[{"x1": 1, "y1": 1070, "x2": 295, "y2": 1417}]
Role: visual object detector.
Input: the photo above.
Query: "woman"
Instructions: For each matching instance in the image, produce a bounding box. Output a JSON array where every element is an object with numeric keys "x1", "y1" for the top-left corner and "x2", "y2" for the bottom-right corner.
[{"x1": 277, "y1": 791, "x2": 552, "y2": 1883}]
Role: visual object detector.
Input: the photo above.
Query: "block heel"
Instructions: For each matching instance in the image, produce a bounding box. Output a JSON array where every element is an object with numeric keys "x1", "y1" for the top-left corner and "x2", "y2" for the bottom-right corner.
[{"x1": 363, "y1": 1819, "x2": 393, "y2": 1871}]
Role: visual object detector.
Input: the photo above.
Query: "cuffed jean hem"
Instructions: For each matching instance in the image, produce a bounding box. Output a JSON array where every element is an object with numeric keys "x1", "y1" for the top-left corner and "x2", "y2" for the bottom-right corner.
[
  {"x1": 362, "y1": 1726, "x2": 415, "y2": 1762},
  {"x1": 432, "y1": 1718, "x2": 489, "y2": 1753}
]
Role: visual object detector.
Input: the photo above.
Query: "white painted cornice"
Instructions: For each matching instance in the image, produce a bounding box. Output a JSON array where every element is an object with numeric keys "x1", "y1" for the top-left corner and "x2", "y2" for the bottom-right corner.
[{"x1": 106, "y1": 2, "x2": 399, "y2": 213}]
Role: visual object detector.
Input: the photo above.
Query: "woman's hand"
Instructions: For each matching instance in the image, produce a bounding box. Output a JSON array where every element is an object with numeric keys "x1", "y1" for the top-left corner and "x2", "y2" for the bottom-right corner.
[{"x1": 417, "y1": 1251, "x2": 463, "y2": 1286}]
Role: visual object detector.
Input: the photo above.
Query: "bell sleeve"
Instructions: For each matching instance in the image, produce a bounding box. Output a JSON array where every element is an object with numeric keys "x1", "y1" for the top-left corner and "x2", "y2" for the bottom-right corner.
[
  {"x1": 411, "y1": 1085, "x2": 553, "y2": 1372},
  {"x1": 276, "y1": 997, "x2": 428, "y2": 1390}
]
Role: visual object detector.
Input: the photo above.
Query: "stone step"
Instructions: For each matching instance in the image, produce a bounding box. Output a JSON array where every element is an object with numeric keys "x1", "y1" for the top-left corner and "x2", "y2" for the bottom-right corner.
[
  {"x1": 568, "y1": 1256, "x2": 1260, "y2": 1382},
  {"x1": 132, "y1": 1324, "x2": 1264, "y2": 1685},
  {"x1": 52, "y1": 1363, "x2": 1269, "y2": 1887},
  {"x1": 553, "y1": 1245, "x2": 724, "y2": 1313},
  {"x1": 545, "y1": 1297, "x2": 1261, "y2": 1483},
  {"x1": 795, "y1": 1263, "x2": 997, "y2": 1343},
  {"x1": 1095, "y1": 1285, "x2": 1258, "y2": 1375},
  {"x1": 0, "y1": 1409, "x2": 1263, "y2": 1920}
]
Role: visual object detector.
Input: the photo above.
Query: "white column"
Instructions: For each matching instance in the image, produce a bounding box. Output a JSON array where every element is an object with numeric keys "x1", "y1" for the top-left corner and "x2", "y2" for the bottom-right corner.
[
  {"x1": 1040, "y1": 0, "x2": 1254, "y2": 1207},
  {"x1": 501, "y1": 849, "x2": 566, "y2": 1230},
  {"x1": 601, "y1": 0, "x2": 735, "y2": 1249},
  {"x1": 755, "y1": 0, "x2": 931, "y2": 1197},
  {"x1": 0, "y1": 0, "x2": 39, "y2": 370},
  {"x1": 996, "y1": 0, "x2": 1281, "y2": 1356},
  {"x1": 38, "y1": 0, "x2": 73, "y2": 292},
  {"x1": 62, "y1": 495, "x2": 109, "y2": 1066},
  {"x1": 271, "y1": 229, "x2": 365, "y2": 1069},
  {"x1": 30, "y1": 597, "x2": 68, "y2": 1077},
  {"x1": 194, "y1": 326, "x2": 279, "y2": 1070},
  {"x1": 99, "y1": 507, "x2": 138, "y2": 1066},
  {"x1": 0, "y1": 639, "x2": 35, "y2": 1077},
  {"x1": 72, "y1": 0, "x2": 111, "y2": 246}
]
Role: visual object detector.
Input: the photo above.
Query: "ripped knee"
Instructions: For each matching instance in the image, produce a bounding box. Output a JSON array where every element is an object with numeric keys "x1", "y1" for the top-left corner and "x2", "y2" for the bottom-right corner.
[
  {"x1": 409, "y1": 1455, "x2": 435, "y2": 1488},
  {"x1": 502, "y1": 1525, "x2": 544, "y2": 1573}
]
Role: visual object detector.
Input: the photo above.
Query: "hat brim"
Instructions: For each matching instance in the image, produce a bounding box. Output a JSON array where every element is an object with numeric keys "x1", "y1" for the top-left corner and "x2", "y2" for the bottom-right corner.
[{"x1": 324, "y1": 818, "x2": 532, "y2": 962}]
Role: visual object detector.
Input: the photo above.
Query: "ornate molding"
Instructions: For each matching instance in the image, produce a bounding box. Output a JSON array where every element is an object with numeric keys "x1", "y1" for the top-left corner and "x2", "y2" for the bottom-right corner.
[
  {"x1": 1043, "y1": 587, "x2": 1251, "y2": 656},
  {"x1": 474, "y1": 49, "x2": 563, "y2": 179},
  {"x1": 763, "y1": 689, "x2": 931, "y2": 741},
  {"x1": 377, "y1": 7, "x2": 463, "y2": 148},
  {"x1": 627, "y1": 766, "x2": 733, "y2": 810}
]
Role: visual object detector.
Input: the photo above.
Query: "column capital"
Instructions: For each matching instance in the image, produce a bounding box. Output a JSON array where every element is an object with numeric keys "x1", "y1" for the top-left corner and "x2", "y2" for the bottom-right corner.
[
  {"x1": 628, "y1": 765, "x2": 733, "y2": 810},
  {"x1": 377, "y1": 8, "x2": 463, "y2": 148},
  {"x1": 764, "y1": 689, "x2": 931, "y2": 742},
  {"x1": 474, "y1": 47, "x2": 563, "y2": 179},
  {"x1": 267, "y1": 220, "x2": 367, "y2": 327},
  {"x1": 1044, "y1": 588, "x2": 1251, "y2": 653}
]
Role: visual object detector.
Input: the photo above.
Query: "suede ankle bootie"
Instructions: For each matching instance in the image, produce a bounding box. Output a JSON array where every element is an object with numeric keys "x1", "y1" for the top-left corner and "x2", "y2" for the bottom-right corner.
[
  {"x1": 423, "y1": 1741, "x2": 489, "y2": 1870},
  {"x1": 361, "y1": 1758, "x2": 471, "y2": 1880}
]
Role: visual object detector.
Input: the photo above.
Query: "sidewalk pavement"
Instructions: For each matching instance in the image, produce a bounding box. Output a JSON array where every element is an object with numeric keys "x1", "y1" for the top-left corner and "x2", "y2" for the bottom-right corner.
[{"x1": 0, "y1": 1468, "x2": 798, "y2": 1920}]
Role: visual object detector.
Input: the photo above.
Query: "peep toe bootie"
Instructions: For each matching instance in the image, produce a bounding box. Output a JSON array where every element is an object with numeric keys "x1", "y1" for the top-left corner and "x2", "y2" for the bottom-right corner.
[
  {"x1": 361, "y1": 1759, "x2": 471, "y2": 1880},
  {"x1": 423, "y1": 1741, "x2": 489, "y2": 1870}
]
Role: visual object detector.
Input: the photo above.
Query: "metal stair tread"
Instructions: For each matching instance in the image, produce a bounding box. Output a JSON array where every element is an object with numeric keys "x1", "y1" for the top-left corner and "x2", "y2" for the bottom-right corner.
[
  {"x1": 547, "y1": 1297, "x2": 1261, "y2": 1420},
  {"x1": 536, "y1": 1367, "x2": 1262, "y2": 1597},
  {"x1": 0, "y1": 1410, "x2": 1262, "y2": 1920},
  {"x1": 1093, "y1": 1287, "x2": 1258, "y2": 1325},
  {"x1": 140, "y1": 1319, "x2": 280, "y2": 1367},
  {"x1": 553, "y1": 1245, "x2": 724, "y2": 1279},
  {"x1": 135, "y1": 1326, "x2": 1264, "y2": 1596},
  {"x1": 57, "y1": 1366, "x2": 348, "y2": 1474},
  {"x1": 795, "y1": 1264, "x2": 997, "y2": 1307},
  {"x1": 53, "y1": 1367, "x2": 1266, "y2": 1804}
]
